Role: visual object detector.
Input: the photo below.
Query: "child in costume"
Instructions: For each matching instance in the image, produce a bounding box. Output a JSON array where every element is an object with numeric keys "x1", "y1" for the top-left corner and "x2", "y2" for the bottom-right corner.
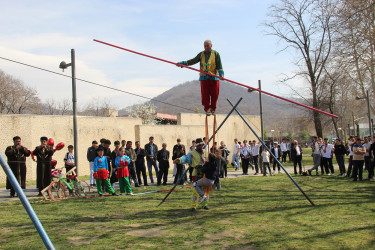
[
  {"x1": 115, "y1": 147, "x2": 133, "y2": 195},
  {"x1": 174, "y1": 138, "x2": 209, "y2": 211},
  {"x1": 93, "y1": 148, "x2": 118, "y2": 197}
]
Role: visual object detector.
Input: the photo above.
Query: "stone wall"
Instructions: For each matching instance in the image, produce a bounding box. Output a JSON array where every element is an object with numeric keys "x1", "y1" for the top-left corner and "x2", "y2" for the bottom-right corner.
[{"x1": 0, "y1": 113, "x2": 260, "y2": 183}]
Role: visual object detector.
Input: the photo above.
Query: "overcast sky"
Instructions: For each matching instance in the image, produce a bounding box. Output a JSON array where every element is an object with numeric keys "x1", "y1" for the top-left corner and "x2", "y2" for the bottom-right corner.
[{"x1": 0, "y1": 0, "x2": 303, "y2": 112}]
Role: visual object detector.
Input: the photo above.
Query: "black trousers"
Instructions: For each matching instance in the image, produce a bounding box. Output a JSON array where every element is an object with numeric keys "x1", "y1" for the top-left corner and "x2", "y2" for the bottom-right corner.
[
  {"x1": 282, "y1": 151, "x2": 287, "y2": 163},
  {"x1": 293, "y1": 155, "x2": 302, "y2": 174},
  {"x1": 188, "y1": 165, "x2": 193, "y2": 181},
  {"x1": 365, "y1": 156, "x2": 371, "y2": 171},
  {"x1": 273, "y1": 158, "x2": 281, "y2": 171},
  {"x1": 322, "y1": 157, "x2": 334, "y2": 174},
  {"x1": 369, "y1": 160, "x2": 375, "y2": 179},
  {"x1": 174, "y1": 164, "x2": 184, "y2": 184},
  {"x1": 135, "y1": 163, "x2": 148, "y2": 185},
  {"x1": 128, "y1": 164, "x2": 139, "y2": 185},
  {"x1": 352, "y1": 160, "x2": 364, "y2": 181},
  {"x1": 241, "y1": 158, "x2": 249, "y2": 174},
  {"x1": 347, "y1": 156, "x2": 353, "y2": 177},
  {"x1": 253, "y1": 155, "x2": 259, "y2": 173},
  {"x1": 157, "y1": 162, "x2": 169, "y2": 184}
]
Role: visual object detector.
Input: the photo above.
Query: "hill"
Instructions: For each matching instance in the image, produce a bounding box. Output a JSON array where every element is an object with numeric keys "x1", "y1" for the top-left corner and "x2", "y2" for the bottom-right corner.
[{"x1": 120, "y1": 80, "x2": 307, "y2": 126}]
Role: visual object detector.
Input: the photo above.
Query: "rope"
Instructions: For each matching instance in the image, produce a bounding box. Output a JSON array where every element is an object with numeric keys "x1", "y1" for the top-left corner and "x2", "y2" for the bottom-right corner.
[{"x1": 0, "y1": 56, "x2": 196, "y2": 113}]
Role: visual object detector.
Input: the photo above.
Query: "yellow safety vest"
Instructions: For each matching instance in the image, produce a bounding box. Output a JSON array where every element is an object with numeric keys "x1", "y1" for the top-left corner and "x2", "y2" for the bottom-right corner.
[{"x1": 200, "y1": 50, "x2": 217, "y2": 76}]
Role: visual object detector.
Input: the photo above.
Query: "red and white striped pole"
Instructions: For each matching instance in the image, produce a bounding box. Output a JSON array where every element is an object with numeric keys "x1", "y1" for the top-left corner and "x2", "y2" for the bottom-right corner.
[{"x1": 93, "y1": 39, "x2": 338, "y2": 119}]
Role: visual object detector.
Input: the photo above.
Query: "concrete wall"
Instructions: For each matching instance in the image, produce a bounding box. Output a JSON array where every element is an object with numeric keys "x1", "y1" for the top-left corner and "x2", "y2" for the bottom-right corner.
[{"x1": 0, "y1": 113, "x2": 260, "y2": 183}]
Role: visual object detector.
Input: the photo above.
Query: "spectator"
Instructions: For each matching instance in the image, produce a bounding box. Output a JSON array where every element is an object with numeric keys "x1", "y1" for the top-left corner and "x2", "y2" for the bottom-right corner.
[
  {"x1": 219, "y1": 141, "x2": 230, "y2": 178},
  {"x1": 157, "y1": 143, "x2": 170, "y2": 185},
  {"x1": 121, "y1": 140, "x2": 126, "y2": 149},
  {"x1": 271, "y1": 142, "x2": 281, "y2": 174},
  {"x1": 364, "y1": 136, "x2": 372, "y2": 172},
  {"x1": 308, "y1": 136, "x2": 321, "y2": 175},
  {"x1": 87, "y1": 140, "x2": 98, "y2": 186},
  {"x1": 346, "y1": 136, "x2": 356, "y2": 177},
  {"x1": 286, "y1": 139, "x2": 292, "y2": 162},
  {"x1": 214, "y1": 149, "x2": 225, "y2": 189},
  {"x1": 240, "y1": 140, "x2": 250, "y2": 175},
  {"x1": 33, "y1": 137, "x2": 54, "y2": 196},
  {"x1": 93, "y1": 148, "x2": 118, "y2": 197},
  {"x1": 135, "y1": 141, "x2": 148, "y2": 186},
  {"x1": 232, "y1": 139, "x2": 240, "y2": 171},
  {"x1": 352, "y1": 137, "x2": 366, "y2": 181},
  {"x1": 280, "y1": 138, "x2": 288, "y2": 163},
  {"x1": 125, "y1": 141, "x2": 140, "y2": 187},
  {"x1": 252, "y1": 140, "x2": 260, "y2": 175},
  {"x1": 63, "y1": 145, "x2": 75, "y2": 175},
  {"x1": 110, "y1": 141, "x2": 121, "y2": 189},
  {"x1": 172, "y1": 139, "x2": 186, "y2": 185},
  {"x1": 188, "y1": 140, "x2": 196, "y2": 182},
  {"x1": 261, "y1": 147, "x2": 272, "y2": 176},
  {"x1": 369, "y1": 136, "x2": 375, "y2": 180},
  {"x1": 145, "y1": 136, "x2": 159, "y2": 184},
  {"x1": 321, "y1": 138, "x2": 335, "y2": 176},
  {"x1": 334, "y1": 139, "x2": 347, "y2": 176},
  {"x1": 291, "y1": 140, "x2": 303, "y2": 175},
  {"x1": 5, "y1": 136, "x2": 31, "y2": 197}
]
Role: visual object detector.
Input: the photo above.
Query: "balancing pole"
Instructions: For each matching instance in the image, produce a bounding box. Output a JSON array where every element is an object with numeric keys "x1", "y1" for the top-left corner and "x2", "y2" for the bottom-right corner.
[
  {"x1": 0, "y1": 153, "x2": 55, "y2": 249},
  {"x1": 157, "y1": 98, "x2": 244, "y2": 207},
  {"x1": 93, "y1": 39, "x2": 338, "y2": 119},
  {"x1": 227, "y1": 99, "x2": 315, "y2": 206}
]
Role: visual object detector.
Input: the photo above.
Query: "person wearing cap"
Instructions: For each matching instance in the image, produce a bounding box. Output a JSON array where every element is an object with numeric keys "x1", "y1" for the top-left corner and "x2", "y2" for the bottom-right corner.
[
  {"x1": 87, "y1": 140, "x2": 99, "y2": 186},
  {"x1": 33, "y1": 136, "x2": 54, "y2": 195},
  {"x1": 177, "y1": 40, "x2": 224, "y2": 116},
  {"x1": 321, "y1": 138, "x2": 335, "y2": 176},
  {"x1": 352, "y1": 137, "x2": 367, "y2": 181},
  {"x1": 174, "y1": 138, "x2": 209, "y2": 211},
  {"x1": 145, "y1": 136, "x2": 159, "y2": 184},
  {"x1": 271, "y1": 142, "x2": 281, "y2": 174},
  {"x1": 5, "y1": 136, "x2": 31, "y2": 197}
]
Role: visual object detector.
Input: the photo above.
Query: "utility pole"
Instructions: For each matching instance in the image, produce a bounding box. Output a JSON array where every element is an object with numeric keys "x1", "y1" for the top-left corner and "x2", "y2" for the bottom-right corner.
[{"x1": 59, "y1": 49, "x2": 79, "y2": 175}]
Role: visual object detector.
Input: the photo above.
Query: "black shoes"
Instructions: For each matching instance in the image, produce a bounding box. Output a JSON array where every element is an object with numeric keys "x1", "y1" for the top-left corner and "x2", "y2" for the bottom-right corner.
[{"x1": 112, "y1": 193, "x2": 119, "y2": 196}]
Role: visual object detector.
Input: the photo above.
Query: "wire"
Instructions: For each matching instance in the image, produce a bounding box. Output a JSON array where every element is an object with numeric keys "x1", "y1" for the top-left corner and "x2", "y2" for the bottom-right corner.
[{"x1": 0, "y1": 56, "x2": 196, "y2": 112}]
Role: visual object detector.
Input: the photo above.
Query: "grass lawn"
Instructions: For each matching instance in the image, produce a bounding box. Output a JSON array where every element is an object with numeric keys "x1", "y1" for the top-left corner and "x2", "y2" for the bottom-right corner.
[{"x1": 1, "y1": 174, "x2": 375, "y2": 249}]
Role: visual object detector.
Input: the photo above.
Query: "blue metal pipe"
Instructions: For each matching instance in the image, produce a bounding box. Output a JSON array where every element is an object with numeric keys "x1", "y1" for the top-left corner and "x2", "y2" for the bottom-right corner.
[
  {"x1": 0, "y1": 152, "x2": 55, "y2": 249},
  {"x1": 227, "y1": 99, "x2": 315, "y2": 206}
]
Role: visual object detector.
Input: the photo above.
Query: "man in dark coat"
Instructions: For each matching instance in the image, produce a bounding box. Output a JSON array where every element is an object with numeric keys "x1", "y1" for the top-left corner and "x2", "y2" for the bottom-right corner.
[
  {"x1": 172, "y1": 138, "x2": 186, "y2": 185},
  {"x1": 5, "y1": 136, "x2": 31, "y2": 197},
  {"x1": 157, "y1": 143, "x2": 170, "y2": 185},
  {"x1": 33, "y1": 136, "x2": 54, "y2": 195},
  {"x1": 135, "y1": 141, "x2": 148, "y2": 186}
]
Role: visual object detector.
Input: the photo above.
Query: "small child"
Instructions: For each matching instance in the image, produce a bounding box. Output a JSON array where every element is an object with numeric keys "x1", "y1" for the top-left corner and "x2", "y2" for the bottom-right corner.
[
  {"x1": 195, "y1": 153, "x2": 217, "y2": 206},
  {"x1": 261, "y1": 148, "x2": 272, "y2": 176},
  {"x1": 64, "y1": 145, "x2": 75, "y2": 174},
  {"x1": 115, "y1": 147, "x2": 133, "y2": 195},
  {"x1": 94, "y1": 148, "x2": 118, "y2": 197}
]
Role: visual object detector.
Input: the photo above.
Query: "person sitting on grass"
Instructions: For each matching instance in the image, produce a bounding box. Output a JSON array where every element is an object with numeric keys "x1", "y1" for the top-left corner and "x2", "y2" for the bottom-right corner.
[
  {"x1": 195, "y1": 153, "x2": 217, "y2": 207},
  {"x1": 115, "y1": 147, "x2": 133, "y2": 195},
  {"x1": 93, "y1": 148, "x2": 118, "y2": 197}
]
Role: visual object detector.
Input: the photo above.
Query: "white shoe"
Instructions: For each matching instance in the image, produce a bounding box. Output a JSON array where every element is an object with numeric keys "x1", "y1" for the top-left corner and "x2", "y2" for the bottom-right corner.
[
  {"x1": 127, "y1": 192, "x2": 134, "y2": 196},
  {"x1": 198, "y1": 195, "x2": 208, "y2": 204},
  {"x1": 327, "y1": 173, "x2": 331, "y2": 176},
  {"x1": 332, "y1": 173, "x2": 336, "y2": 176},
  {"x1": 120, "y1": 193, "x2": 125, "y2": 196}
]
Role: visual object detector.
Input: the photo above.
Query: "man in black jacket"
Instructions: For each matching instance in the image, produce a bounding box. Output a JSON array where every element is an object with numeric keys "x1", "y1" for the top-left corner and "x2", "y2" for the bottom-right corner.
[
  {"x1": 334, "y1": 139, "x2": 347, "y2": 176},
  {"x1": 145, "y1": 136, "x2": 159, "y2": 184},
  {"x1": 172, "y1": 139, "x2": 186, "y2": 185},
  {"x1": 135, "y1": 141, "x2": 148, "y2": 186},
  {"x1": 157, "y1": 143, "x2": 170, "y2": 185},
  {"x1": 87, "y1": 140, "x2": 98, "y2": 186},
  {"x1": 271, "y1": 142, "x2": 281, "y2": 174},
  {"x1": 369, "y1": 136, "x2": 375, "y2": 180}
]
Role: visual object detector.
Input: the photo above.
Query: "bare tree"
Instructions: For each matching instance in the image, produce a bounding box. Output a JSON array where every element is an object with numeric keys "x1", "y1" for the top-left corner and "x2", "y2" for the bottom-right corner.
[
  {"x1": 0, "y1": 69, "x2": 41, "y2": 114},
  {"x1": 264, "y1": 0, "x2": 336, "y2": 137},
  {"x1": 58, "y1": 99, "x2": 72, "y2": 115},
  {"x1": 79, "y1": 97, "x2": 117, "y2": 117}
]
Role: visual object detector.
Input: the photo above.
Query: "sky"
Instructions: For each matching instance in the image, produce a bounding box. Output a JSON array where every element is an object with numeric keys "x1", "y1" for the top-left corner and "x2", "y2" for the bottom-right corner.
[{"x1": 0, "y1": 0, "x2": 302, "y2": 111}]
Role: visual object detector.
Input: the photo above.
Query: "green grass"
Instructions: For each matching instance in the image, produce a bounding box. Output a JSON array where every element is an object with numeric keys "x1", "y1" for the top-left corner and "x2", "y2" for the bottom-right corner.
[{"x1": 1, "y1": 174, "x2": 375, "y2": 249}]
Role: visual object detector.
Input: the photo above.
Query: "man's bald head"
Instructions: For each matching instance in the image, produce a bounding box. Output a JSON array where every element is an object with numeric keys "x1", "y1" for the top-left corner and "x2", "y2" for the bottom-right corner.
[{"x1": 204, "y1": 40, "x2": 212, "y2": 52}]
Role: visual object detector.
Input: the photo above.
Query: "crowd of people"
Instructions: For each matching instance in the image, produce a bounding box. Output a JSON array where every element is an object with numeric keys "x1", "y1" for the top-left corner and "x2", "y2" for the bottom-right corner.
[{"x1": 3, "y1": 134, "x2": 375, "y2": 199}]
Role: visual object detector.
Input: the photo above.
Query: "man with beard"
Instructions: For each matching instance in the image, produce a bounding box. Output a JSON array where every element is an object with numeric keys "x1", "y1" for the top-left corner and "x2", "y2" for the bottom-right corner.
[
  {"x1": 5, "y1": 136, "x2": 31, "y2": 197},
  {"x1": 33, "y1": 136, "x2": 54, "y2": 196}
]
